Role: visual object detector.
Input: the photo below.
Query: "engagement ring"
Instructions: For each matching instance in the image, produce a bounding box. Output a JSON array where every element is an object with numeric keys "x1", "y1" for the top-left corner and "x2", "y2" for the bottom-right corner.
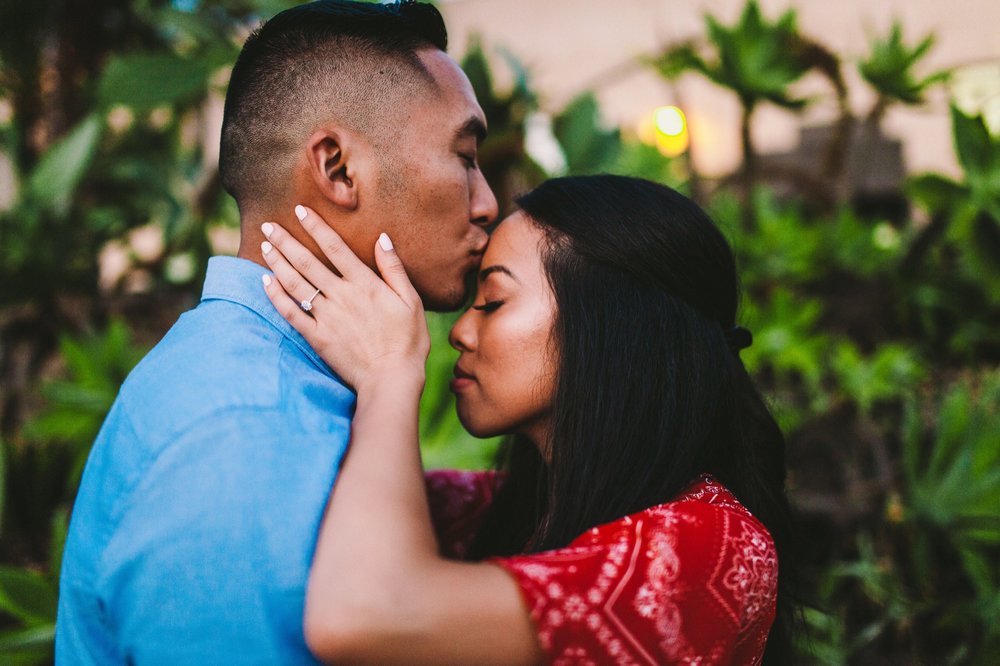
[{"x1": 300, "y1": 288, "x2": 321, "y2": 312}]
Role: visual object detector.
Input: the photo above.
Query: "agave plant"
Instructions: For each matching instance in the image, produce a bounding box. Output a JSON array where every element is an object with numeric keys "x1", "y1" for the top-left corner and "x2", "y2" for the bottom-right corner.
[
  {"x1": 898, "y1": 369, "x2": 1000, "y2": 661},
  {"x1": 0, "y1": 0, "x2": 266, "y2": 446},
  {"x1": 902, "y1": 108, "x2": 1000, "y2": 360},
  {"x1": 859, "y1": 22, "x2": 949, "y2": 126},
  {"x1": 652, "y1": 0, "x2": 813, "y2": 224}
]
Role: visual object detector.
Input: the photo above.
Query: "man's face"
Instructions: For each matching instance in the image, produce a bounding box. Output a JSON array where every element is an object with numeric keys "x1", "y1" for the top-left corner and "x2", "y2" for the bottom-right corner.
[{"x1": 370, "y1": 49, "x2": 498, "y2": 312}]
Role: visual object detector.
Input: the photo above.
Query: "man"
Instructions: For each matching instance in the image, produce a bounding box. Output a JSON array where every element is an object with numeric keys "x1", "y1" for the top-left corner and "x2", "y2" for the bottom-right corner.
[{"x1": 56, "y1": 1, "x2": 497, "y2": 662}]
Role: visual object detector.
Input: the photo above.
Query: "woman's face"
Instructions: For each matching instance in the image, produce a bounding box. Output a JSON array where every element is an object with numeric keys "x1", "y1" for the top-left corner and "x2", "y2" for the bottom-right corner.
[{"x1": 449, "y1": 212, "x2": 558, "y2": 447}]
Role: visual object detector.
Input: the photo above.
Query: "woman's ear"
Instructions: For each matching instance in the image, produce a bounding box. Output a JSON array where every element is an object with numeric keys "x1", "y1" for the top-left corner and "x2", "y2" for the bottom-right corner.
[{"x1": 306, "y1": 128, "x2": 359, "y2": 210}]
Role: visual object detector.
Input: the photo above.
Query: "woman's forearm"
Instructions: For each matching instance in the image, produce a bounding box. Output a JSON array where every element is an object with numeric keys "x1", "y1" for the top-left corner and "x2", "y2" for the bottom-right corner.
[
  {"x1": 304, "y1": 368, "x2": 439, "y2": 652},
  {"x1": 304, "y1": 369, "x2": 541, "y2": 666},
  {"x1": 329, "y1": 369, "x2": 435, "y2": 556}
]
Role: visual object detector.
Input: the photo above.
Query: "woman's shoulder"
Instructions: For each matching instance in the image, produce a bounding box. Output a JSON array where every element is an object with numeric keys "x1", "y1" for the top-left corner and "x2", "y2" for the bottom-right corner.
[
  {"x1": 647, "y1": 473, "x2": 770, "y2": 540},
  {"x1": 670, "y1": 473, "x2": 757, "y2": 516},
  {"x1": 568, "y1": 474, "x2": 772, "y2": 550},
  {"x1": 494, "y1": 475, "x2": 778, "y2": 664}
]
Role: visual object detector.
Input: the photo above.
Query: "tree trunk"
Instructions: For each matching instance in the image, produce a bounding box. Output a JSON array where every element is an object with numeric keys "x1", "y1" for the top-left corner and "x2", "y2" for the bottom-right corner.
[{"x1": 740, "y1": 102, "x2": 757, "y2": 230}]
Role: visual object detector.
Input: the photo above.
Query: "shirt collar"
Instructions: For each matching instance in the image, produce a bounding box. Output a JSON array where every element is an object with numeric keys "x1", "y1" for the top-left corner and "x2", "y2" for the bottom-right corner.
[{"x1": 200, "y1": 256, "x2": 335, "y2": 377}]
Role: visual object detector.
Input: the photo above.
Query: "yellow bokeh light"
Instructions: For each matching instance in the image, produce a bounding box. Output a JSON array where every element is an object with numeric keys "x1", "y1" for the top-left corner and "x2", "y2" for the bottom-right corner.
[
  {"x1": 637, "y1": 106, "x2": 690, "y2": 157},
  {"x1": 655, "y1": 106, "x2": 686, "y2": 137}
]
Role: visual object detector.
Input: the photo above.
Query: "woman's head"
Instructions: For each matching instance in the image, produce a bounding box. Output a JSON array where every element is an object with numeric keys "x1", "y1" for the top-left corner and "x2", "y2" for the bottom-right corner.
[
  {"x1": 448, "y1": 212, "x2": 558, "y2": 445},
  {"x1": 450, "y1": 175, "x2": 749, "y2": 458},
  {"x1": 464, "y1": 175, "x2": 795, "y2": 662}
]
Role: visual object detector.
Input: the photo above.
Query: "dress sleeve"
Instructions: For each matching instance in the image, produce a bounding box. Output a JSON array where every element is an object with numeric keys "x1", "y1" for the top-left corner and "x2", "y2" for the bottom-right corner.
[
  {"x1": 490, "y1": 500, "x2": 778, "y2": 665},
  {"x1": 424, "y1": 470, "x2": 500, "y2": 559}
]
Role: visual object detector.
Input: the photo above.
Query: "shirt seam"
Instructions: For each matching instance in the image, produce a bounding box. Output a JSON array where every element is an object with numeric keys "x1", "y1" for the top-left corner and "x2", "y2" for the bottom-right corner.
[{"x1": 201, "y1": 294, "x2": 333, "y2": 377}]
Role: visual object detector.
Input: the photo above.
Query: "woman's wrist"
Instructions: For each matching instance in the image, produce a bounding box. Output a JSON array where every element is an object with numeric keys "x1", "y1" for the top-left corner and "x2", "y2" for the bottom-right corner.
[{"x1": 355, "y1": 362, "x2": 426, "y2": 399}]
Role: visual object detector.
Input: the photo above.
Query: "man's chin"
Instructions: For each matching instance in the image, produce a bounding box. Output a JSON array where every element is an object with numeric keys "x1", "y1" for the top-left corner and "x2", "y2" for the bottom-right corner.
[
  {"x1": 418, "y1": 286, "x2": 469, "y2": 313},
  {"x1": 415, "y1": 266, "x2": 478, "y2": 312}
]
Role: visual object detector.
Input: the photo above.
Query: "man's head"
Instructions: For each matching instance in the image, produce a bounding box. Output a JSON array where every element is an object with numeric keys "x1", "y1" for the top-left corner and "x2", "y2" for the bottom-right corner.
[{"x1": 220, "y1": 0, "x2": 498, "y2": 310}]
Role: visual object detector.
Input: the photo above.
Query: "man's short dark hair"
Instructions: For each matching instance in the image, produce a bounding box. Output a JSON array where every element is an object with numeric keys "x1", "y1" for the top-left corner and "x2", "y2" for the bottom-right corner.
[{"x1": 219, "y1": 0, "x2": 448, "y2": 207}]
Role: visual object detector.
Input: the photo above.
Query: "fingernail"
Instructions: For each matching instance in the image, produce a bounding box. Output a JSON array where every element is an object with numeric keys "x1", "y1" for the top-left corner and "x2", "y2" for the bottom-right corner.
[
  {"x1": 262, "y1": 274, "x2": 272, "y2": 287},
  {"x1": 261, "y1": 241, "x2": 273, "y2": 255},
  {"x1": 294, "y1": 205, "x2": 307, "y2": 221},
  {"x1": 378, "y1": 233, "x2": 393, "y2": 251},
  {"x1": 261, "y1": 222, "x2": 274, "y2": 238}
]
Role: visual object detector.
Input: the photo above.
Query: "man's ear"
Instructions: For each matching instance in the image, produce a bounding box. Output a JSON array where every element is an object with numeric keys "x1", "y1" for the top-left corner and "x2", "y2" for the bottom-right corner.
[{"x1": 306, "y1": 128, "x2": 359, "y2": 210}]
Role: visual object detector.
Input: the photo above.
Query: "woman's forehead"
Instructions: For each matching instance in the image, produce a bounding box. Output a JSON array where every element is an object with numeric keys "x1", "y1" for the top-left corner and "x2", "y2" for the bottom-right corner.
[{"x1": 483, "y1": 212, "x2": 544, "y2": 264}]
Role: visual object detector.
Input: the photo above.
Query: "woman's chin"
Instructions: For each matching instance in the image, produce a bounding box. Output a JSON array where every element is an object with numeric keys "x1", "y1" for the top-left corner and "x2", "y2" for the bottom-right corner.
[
  {"x1": 455, "y1": 409, "x2": 502, "y2": 440},
  {"x1": 458, "y1": 421, "x2": 494, "y2": 440}
]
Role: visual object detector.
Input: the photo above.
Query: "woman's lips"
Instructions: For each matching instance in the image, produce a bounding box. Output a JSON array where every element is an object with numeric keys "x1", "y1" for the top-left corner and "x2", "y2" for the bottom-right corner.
[
  {"x1": 450, "y1": 378, "x2": 475, "y2": 392},
  {"x1": 450, "y1": 365, "x2": 475, "y2": 392}
]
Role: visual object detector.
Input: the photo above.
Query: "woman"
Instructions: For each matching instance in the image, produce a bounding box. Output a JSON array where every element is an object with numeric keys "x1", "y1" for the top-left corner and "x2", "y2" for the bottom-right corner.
[{"x1": 260, "y1": 175, "x2": 795, "y2": 664}]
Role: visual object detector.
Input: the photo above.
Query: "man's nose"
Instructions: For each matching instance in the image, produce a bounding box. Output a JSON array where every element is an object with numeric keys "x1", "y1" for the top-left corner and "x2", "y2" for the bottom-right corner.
[{"x1": 470, "y1": 170, "x2": 499, "y2": 228}]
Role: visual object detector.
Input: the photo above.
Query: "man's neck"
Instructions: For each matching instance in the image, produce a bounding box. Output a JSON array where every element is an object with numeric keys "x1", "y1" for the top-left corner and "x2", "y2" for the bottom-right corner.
[
  {"x1": 234, "y1": 203, "x2": 357, "y2": 273},
  {"x1": 236, "y1": 207, "x2": 291, "y2": 268}
]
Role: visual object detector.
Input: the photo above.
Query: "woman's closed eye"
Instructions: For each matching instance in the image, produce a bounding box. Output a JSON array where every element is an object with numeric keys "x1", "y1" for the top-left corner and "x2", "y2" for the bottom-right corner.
[{"x1": 472, "y1": 300, "x2": 502, "y2": 313}]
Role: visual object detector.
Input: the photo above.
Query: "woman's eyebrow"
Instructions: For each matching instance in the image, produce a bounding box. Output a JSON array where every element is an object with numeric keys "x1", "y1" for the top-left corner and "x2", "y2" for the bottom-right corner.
[{"x1": 479, "y1": 265, "x2": 518, "y2": 283}]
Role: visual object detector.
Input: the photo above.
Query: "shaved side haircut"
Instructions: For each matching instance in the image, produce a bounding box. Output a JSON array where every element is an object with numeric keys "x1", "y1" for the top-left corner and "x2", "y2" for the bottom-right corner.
[{"x1": 219, "y1": 0, "x2": 448, "y2": 207}]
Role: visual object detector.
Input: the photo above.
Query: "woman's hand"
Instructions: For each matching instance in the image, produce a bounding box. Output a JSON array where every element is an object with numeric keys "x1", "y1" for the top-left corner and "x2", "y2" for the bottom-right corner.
[{"x1": 260, "y1": 205, "x2": 430, "y2": 393}]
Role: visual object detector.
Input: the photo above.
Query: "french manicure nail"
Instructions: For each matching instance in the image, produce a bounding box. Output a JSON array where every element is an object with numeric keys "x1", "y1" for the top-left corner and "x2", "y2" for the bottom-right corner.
[
  {"x1": 378, "y1": 233, "x2": 393, "y2": 251},
  {"x1": 294, "y1": 205, "x2": 307, "y2": 221},
  {"x1": 261, "y1": 241, "x2": 273, "y2": 255},
  {"x1": 261, "y1": 222, "x2": 274, "y2": 238},
  {"x1": 262, "y1": 274, "x2": 272, "y2": 287}
]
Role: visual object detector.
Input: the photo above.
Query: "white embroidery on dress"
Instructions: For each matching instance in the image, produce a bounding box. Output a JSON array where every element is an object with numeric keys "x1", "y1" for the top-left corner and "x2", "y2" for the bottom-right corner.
[
  {"x1": 501, "y1": 477, "x2": 777, "y2": 665},
  {"x1": 722, "y1": 520, "x2": 778, "y2": 630}
]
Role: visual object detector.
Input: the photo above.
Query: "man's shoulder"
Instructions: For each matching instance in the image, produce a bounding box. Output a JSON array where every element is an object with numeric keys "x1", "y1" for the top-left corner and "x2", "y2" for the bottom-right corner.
[
  {"x1": 115, "y1": 298, "x2": 354, "y2": 449},
  {"x1": 125, "y1": 299, "x2": 282, "y2": 401},
  {"x1": 68, "y1": 297, "x2": 354, "y2": 573}
]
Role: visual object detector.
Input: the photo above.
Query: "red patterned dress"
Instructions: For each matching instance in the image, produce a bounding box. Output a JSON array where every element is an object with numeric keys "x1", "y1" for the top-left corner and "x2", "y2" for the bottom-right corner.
[{"x1": 426, "y1": 471, "x2": 777, "y2": 665}]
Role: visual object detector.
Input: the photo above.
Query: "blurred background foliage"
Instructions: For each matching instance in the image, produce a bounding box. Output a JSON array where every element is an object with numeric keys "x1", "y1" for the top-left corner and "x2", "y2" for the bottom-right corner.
[{"x1": 0, "y1": 0, "x2": 997, "y2": 663}]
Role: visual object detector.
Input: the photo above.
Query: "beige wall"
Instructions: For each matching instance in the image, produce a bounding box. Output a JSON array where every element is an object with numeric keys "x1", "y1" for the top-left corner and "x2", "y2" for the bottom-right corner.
[{"x1": 440, "y1": 0, "x2": 1000, "y2": 178}]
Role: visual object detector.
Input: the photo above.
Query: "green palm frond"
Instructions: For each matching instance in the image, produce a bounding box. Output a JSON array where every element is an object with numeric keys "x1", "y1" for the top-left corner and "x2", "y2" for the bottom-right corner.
[
  {"x1": 859, "y1": 23, "x2": 949, "y2": 105},
  {"x1": 655, "y1": 1, "x2": 812, "y2": 110}
]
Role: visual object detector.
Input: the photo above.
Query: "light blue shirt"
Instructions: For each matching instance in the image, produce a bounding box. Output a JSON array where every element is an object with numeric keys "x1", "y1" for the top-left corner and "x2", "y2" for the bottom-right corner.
[{"x1": 56, "y1": 256, "x2": 355, "y2": 664}]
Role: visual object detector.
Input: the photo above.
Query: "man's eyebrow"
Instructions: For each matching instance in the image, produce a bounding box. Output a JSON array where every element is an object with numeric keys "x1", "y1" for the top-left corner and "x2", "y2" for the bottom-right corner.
[
  {"x1": 456, "y1": 115, "x2": 488, "y2": 144},
  {"x1": 479, "y1": 265, "x2": 517, "y2": 282}
]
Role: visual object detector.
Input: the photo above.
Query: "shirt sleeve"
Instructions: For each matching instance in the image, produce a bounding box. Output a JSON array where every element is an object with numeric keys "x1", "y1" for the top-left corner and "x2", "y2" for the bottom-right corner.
[
  {"x1": 491, "y1": 501, "x2": 778, "y2": 665},
  {"x1": 425, "y1": 470, "x2": 500, "y2": 559}
]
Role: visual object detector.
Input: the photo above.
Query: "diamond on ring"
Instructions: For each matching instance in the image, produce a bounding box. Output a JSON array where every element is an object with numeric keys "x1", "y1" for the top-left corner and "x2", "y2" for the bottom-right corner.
[{"x1": 300, "y1": 288, "x2": 321, "y2": 312}]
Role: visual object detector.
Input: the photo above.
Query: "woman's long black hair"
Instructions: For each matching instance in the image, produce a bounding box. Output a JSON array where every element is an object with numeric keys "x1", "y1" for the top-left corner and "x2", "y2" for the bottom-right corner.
[{"x1": 468, "y1": 175, "x2": 797, "y2": 663}]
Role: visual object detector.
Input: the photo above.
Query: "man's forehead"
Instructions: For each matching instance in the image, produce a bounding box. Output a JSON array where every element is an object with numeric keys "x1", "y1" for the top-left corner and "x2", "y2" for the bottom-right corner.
[
  {"x1": 416, "y1": 47, "x2": 465, "y2": 85},
  {"x1": 416, "y1": 48, "x2": 485, "y2": 123}
]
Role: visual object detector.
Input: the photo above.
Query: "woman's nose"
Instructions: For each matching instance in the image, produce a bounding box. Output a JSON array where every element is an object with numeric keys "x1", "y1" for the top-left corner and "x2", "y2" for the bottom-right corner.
[{"x1": 449, "y1": 310, "x2": 475, "y2": 352}]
